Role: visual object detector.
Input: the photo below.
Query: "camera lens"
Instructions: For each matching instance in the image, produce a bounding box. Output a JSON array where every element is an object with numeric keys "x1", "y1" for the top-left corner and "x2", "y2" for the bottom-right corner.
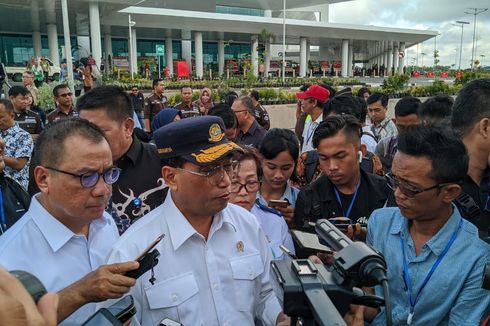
[{"x1": 10, "y1": 270, "x2": 47, "y2": 303}]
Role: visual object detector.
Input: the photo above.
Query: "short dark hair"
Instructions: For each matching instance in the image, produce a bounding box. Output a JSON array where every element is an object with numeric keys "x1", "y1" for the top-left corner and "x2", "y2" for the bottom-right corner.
[
  {"x1": 8, "y1": 85, "x2": 29, "y2": 97},
  {"x1": 236, "y1": 96, "x2": 255, "y2": 115},
  {"x1": 161, "y1": 156, "x2": 186, "y2": 168},
  {"x1": 76, "y1": 86, "x2": 133, "y2": 123},
  {"x1": 326, "y1": 95, "x2": 363, "y2": 121},
  {"x1": 181, "y1": 86, "x2": 192, "y2": 92},
  {"x1": 358, "y1": 97, "x2": 368, "y2": 124},
  {"x1": 319, "y1": 83, "x2": 336, "y2": 98},
  {"x1": 53, "y1": 84, "x2": 70, "y2": 97},
  {"x1": 452, "y1": 78, "x2": 490, "y2": 137},
  {"x1": 0, "y1": 99, "x2": 14, "y2": 113},
  {"x1": 152, "y1": 78, "x2": 163, "y2": 88},
  {"x1": 259, "y1": 128, "x2": 300, "y2": 183},
  {"x1": 357, "y1": 87, "x2": 370, "y2": 98},
  {"x1": 249, "y1": 90, "x2": 260, "y2": 101},
  {"x1": 32, "y1": 118, "x2": 106, "y2": 168},
  {"x1": 394, "y1": 96, "x2": 421, "y2": 117},
  {"x1": 224, "y1": 91, "x2": 238, "y2": 106},
  {"x1": 397, "y1": 124, "x2": 468, "y2": 184},
  {"x1": 233, "y1": 146, "x2": 263, "y2": 178},
  {"x1": 419, "y1": 95, "x2": 453, "y2": 122},
  {"x1": 313, "y1": 114, "x2": 362, "y2": 148},
  {"x1": 366, "y1": 92, "x2": 388, "y2": 107},
  {"x1": 208, "y1": 104, "x2": 237, "y2": 129}
]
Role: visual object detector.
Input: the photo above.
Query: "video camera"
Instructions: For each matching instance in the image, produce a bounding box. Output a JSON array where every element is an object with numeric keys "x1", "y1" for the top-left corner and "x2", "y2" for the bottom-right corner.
[
  {"x1": 483, "y1": 262, "x2": 490, "y2": 291},
  {"x1": 271, "y1": 219, "x2": 392, "y2": 326}
]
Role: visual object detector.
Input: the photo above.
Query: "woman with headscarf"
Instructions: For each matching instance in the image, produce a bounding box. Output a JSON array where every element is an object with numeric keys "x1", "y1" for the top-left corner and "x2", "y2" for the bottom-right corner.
[{"x1": 194, "y1": 87, "x2": 214, "y2": 115}]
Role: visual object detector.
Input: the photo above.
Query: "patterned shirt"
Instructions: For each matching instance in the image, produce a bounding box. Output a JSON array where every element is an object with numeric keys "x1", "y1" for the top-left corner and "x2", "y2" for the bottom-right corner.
[
  {"x1": 370, "y1": 116, "x2": 397, "y2": 141},
  {"x1": 14, "y1": 109, "x2": 43, "y2": 135},
  {"x1": 47, "y1": 107, "x2": 78, "y2": 124},
  {"x1": 1, "y1": 123, "x2": 34, "y2": 189},
  {"x1": 174, "y1": 101, "x2": 201, "y2": 119},
  {"x1": 254, "y1": 104, "x2": 270, "y2": 130},
  {"x1": 144, "y1": 93, "x2": 168, "y2": 130}
]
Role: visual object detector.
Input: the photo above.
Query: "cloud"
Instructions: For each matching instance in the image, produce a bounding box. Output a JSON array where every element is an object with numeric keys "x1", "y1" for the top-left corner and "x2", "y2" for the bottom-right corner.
[{"x1": 329, "y1": 0, "x2": 490, "y2": 67}]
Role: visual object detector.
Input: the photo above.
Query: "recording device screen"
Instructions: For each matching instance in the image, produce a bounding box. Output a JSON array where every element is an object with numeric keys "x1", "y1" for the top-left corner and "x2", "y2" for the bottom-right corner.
[{"x1": 291, "y1": 230, "x2": 333, "y2": 255}]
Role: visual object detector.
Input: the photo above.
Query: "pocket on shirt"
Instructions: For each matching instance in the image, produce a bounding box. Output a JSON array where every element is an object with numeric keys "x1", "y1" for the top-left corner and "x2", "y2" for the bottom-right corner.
[
  {"x1": 229, "y1": 251, "x2": 264, "y2": 312},
  {"x1": 144, "y1": 272, "x2": 199, "y2": 325}
]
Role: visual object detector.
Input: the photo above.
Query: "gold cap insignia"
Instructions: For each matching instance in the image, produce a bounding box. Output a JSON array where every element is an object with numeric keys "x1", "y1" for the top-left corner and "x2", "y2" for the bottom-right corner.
[
  {"x1": 208, "y1": 123, "x2": 224, "y2": 142},
  {"x1": 158, "y1": 147, "x2": 173, "y2": 154}
]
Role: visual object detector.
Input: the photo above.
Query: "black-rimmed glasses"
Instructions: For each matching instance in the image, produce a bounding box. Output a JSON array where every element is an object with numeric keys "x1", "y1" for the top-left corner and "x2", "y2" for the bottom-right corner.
[
  {"x1": 230, "y1": 180, "x2": 260, "y2": 193},
  {"x1": 44, "y1": 166, "x2": 121, "y2": 188},
  {"x1": 385, "y1": 172, "x2": 451, "y2": 198}
]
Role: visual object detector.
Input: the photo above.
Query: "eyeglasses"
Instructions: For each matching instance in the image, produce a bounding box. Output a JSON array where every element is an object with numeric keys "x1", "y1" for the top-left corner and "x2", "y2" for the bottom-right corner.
[
  {"x1": 176, "y1": 161, "x2": 239, "y2": 186},
  {"x1": 385, "y1": 173, "x2": 451, "y2": 198},
  {"x1": 57, "y1": 93, "x2": 73, "y2": 98},
  {"x1": 44, "y1": 166, "x2": 121, "y2": 188},
  {"x1": 231, "y1": 180, "x2": 260, "y2": 193}
]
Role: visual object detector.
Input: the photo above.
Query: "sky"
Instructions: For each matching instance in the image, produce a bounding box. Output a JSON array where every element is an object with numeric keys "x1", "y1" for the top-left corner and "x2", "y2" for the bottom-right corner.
[{"x1": 329, "y1": 0, "x2": 490, "y2": 69}]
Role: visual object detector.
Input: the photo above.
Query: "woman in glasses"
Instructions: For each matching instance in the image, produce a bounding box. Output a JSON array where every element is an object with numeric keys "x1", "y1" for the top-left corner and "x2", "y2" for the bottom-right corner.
[
  {"x1": 257, "y1": 128, "x2": 301, "y2": 229},
  {"x1": 229, "y1": 147, "x2": 294, "y2": 260}
]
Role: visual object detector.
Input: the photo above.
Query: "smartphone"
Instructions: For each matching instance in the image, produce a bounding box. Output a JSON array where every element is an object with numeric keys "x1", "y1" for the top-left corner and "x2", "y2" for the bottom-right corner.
[
  {"x1": 160, "y1": 318, "x2": 184, "y2": 326},
  {"x1": 268, "y1": 199, "x2": 289, "y2": 208},
  {"x1": 81, "y1": 308, "x2": 122, "y2": 326},
  {"x1": 107, "y1": 295, "x2": 136, "y2": 323},
  {"x1": 331, "y1": 223, "x2": 368, "y2": 232},
  {"x1": 125, "y1": 234, "x2": 164, "y2": 279},
  {"x1": 291, "y1": 230, "x2": 333, "y2": 255}
]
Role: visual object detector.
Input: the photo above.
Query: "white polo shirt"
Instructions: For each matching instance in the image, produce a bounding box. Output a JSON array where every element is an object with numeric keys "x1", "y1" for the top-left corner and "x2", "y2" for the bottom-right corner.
[
  {"x1": 301, "y1": 114, "x2": 323, "y2": 153},
  {"x1": 0, "y1": 195, "x2": 119, "y2": 326},
  {"x1": 102, "y1": 192, "x2": 282, "y2": 326}
]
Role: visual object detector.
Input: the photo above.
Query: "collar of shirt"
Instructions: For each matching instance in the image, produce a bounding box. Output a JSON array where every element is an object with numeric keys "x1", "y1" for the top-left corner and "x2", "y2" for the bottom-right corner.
[
  {"x1": 243, "y1": 119, "x2": 259, "y2": 136},
  {"x1": 390, "y1": 205, "x2": 463, "y2": 257},
  {"x1": 30, "y1": 194, "x2": 111, "y2": 253},
  {"x1": 165, "y1": 191, "x2": 237, "y2": 251},
  {"x1": 1, "y1": 122, "x2": 21, "y2": 138},
  {"x1": 119, "y1": 136, "x2": 141, "y2": 166}
]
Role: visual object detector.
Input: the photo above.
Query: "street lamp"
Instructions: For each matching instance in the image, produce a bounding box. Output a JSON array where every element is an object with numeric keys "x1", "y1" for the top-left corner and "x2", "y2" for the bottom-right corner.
[
  {"x1": 480, "y1": 54, "x2": 485, "y2": 68},
  {"x1": 420, "y1": 52, "x2": 426, "y2": 67},
  {"x1": 282, "y1": 0, "x2": 286, "y2": 83},
  {"x1": 453, "y1": 21, "x2": 469, "y2": 70},
  {"x1": 128, "y1": 14, "x2": 136, "y2": 80},
  {"x1": 464, "y1": 8, "x2": 488, "y2": 71}
]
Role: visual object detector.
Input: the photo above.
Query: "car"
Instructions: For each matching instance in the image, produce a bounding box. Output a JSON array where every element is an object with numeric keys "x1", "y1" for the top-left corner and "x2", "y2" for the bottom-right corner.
[{"x1": 5, "y1": 57, "x2": 61, "y2": 82}]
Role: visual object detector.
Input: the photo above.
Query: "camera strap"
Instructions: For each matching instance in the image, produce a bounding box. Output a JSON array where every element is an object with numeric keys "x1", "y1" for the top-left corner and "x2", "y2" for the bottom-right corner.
[{"x1": 400, "y1": 218, "x2": 463, "y2": 325}]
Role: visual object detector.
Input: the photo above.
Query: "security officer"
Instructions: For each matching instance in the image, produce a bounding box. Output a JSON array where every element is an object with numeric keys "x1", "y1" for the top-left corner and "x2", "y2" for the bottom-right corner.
[
  {"x1": 102, "y1": 116, "x2": 288, "y2": 326},
  {"x1": 144, "y1": 78, "x2": 168, "y2": 132}
]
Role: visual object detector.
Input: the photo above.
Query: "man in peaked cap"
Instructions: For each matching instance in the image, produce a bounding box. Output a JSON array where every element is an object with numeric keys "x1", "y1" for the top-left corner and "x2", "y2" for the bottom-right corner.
[{"x1": 102, "y1": 116, "x2": 288, "y2": 326}]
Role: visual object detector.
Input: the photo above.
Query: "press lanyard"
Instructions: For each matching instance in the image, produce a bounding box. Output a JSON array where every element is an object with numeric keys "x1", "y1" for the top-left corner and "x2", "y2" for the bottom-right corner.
[
  {"x1": 400, "y1": 218, "x2": 463, "y2": 325},
  {"x1": 333, "y1": 178, "x2": 361, "y2": 221},
  {"x1": 304, "y1": 120, "x2": 318, "y2": 147}
]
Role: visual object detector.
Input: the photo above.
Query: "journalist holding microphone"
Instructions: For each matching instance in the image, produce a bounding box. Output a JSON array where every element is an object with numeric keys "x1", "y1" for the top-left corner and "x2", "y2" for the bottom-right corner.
[{"x1": 0, "y1": 118, "x2": 139, "y2": 325}]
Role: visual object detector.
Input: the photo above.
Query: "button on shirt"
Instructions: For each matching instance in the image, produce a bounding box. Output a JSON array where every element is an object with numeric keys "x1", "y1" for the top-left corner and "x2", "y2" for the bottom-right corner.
[
  {"x1": 301, "y1": 114, "x2": 323, "y2": 153},
  {"x1": 102, "y1": 192, "x2": 282, "y2": 326},
  {"x1": 0, "y1": 195, "x2": 119, "y2": 326},
  {"x1": 367, "y1": 207, "x2": 490, "y2": 326},
  {"x1": 235, "y1": 120, "x2": 267, "y2": 149},
  {"x1": 1, "y1": 123, "x2": 33, "y2": 189}
]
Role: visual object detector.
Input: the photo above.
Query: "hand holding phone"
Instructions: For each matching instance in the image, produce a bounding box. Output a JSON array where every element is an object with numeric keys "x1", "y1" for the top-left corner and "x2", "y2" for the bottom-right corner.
[
  {"x1": 125, "y1": 234, "x2": 164, "y2": 280},
  {"x1": 268, "y1": 199, "x2": 289, "y2": 208}
]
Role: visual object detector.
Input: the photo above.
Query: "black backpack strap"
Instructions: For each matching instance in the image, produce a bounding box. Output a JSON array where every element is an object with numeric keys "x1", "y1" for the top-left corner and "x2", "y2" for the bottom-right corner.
[
  {"x1": 304, "y1": 150, "x2": 319, "y2": 184},
  {"x1": 362, "y1": 130, "x2": 378, "y2": 143},
  {"x1": 454, "y1": 192, "x2": 481, "y2": 221}
]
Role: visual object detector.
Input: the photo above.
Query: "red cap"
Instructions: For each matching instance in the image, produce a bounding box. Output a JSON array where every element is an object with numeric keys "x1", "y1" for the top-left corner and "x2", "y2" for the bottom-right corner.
[{"x1": 296, "y1": 84, "x2": 330, "y2": 102}]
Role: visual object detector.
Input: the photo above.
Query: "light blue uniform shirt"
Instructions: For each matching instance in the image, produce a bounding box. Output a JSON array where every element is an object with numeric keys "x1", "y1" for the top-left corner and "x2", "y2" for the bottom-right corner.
[
  {"x1": 367, "y1": 206, "x2": 490, "y2": 326},
  {"x1": 0, "y1": 195, "x2": 119, "y2": 326}
]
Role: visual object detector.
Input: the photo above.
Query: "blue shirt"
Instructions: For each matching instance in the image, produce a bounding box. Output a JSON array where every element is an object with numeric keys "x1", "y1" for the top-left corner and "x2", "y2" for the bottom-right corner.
[
  {"x1": 0, "y1": 195, "x2": 119, "y2": 325},
  {"x1": 1, "y1": 123, "x2": 33, "y2": 190},
  {"x1": 367, "y1": 207, "x2": 490, "y2": 326}
]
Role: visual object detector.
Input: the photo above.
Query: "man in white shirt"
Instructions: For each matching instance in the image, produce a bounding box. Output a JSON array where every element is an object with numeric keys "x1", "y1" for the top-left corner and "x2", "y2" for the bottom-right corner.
[
  {"x1": 0, "y1": 118, "x2": 139, "y2": 325},
  {"x1": 103, "y1": 116, "x2": 288, "y2": 325},
  {"x1": 296, "y1": 84, "x2": 330, "y2": 153}
]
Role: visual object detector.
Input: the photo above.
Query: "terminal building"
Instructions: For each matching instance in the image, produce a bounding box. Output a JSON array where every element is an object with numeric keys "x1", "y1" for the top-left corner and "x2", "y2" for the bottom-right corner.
[{"x1": 0, "y1": 0, "x2": 438, "y2": 78}]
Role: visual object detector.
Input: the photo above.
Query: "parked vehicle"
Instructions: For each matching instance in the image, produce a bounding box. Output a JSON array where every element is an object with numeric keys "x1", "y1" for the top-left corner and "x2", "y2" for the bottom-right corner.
[{"x1": 5, "y1": 57, "x2": 61, "y2": 82}]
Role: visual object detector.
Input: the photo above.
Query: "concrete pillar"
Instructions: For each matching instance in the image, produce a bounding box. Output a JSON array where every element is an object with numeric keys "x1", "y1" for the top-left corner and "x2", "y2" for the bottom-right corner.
[
  {"x1": 31, "y1": 0, "x2": 42, "y2": 57},
  {"x1": 181, "y1": 30, "x2": 192, "y2": 74},
  {"x1": 103, "y1": 25, "x2": 113, "y2": 69},
  {"x1": 165, "y1": 30, "x2": 173, "y2": 77},
  {"x1": 306, "y1": 40, "x2": 311, "y2": 64},
  {"x1": 392, "y1": 42, "x2": 399, "y2": 75},
  {"x1": 194, "y1": 32, "x2": 203, "y2": 79},
  {"x1": 398, "y1": 42, "x2": 405, "y2": 74},
  {"x1": 385, "y1": 42, "x2": 390, "y2": 71},
  {"x1": 251, "y1": 36, "x2": 259, "y2": 77},
  {"x1": 387, "y1": 41, "x2": 393, "y2": 76},
  {"x1": 264, "y1": 38, "x2": 271, "y2": 77},
  {"x1": 348, "y1": 40, "x2": 353, "y2": 77},
  {"x1": 61, "y1": 0, "x2": 73, "y2": 83},
  {"x1": 264, "y1": 9, "x2": 272, "y2": 17},
  {"x1": 341, "y1": 39, "x2": 348, "y2": 77},
  {"x1": 44, "y1": 0, "x2": 59, "y2": 66},
  {"x1": 89, "y1": 1, "x2": 102, "y2": 69},
  {"x1": 299, "y1": 37, "x2": 307, "y2": 77},
  {"x1": 218, "y1": 39, "x2": 225, "y2": 76},
  {"x1": 131, "y1": 28, "x2": 137, "y2": 74}
]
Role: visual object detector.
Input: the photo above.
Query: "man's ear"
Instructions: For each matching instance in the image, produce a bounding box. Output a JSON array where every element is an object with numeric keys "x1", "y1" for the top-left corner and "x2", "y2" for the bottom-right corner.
[
  {"x1": 162, "y1": 166, "x2": 178, "y2": 192},
  {"x1": 440, "y1": 184, "x2": 461, "y2": 204},
  {"x1": 360, "y1": 143, "x2": 367, "y2": 157},
  {"x1": 478, "y1": 118, "x2": 489, "y2": 138},
  {"x1": 34, "y1": 166, "x2": 50, "y2": 194},
  {"x1": 123, "y1": 117, "x2": 135, "y2": 138}
]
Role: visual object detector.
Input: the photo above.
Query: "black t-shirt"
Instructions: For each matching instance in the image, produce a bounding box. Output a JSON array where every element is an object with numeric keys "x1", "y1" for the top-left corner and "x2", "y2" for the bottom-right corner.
[{"x1": 336, "y1": 185, "x2": 370, "y2": 224}]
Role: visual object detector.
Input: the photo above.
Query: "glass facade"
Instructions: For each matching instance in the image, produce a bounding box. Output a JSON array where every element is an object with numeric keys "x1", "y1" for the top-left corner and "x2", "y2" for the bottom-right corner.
[{"x1": 216, "y1": 5, "x2": 264, "y2": 17}]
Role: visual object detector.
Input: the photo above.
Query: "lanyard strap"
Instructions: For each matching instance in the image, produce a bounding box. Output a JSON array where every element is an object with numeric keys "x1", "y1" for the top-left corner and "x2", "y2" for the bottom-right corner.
[
  {"x1": 333, "y1": 178, "x2": 361, "y2": 221},
  {"x1": 305, "y1": 121, "x2": 318, "y2": 146},
  {"x1": 401, "y1": 218, "x2": 463, "y2": 313}
]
